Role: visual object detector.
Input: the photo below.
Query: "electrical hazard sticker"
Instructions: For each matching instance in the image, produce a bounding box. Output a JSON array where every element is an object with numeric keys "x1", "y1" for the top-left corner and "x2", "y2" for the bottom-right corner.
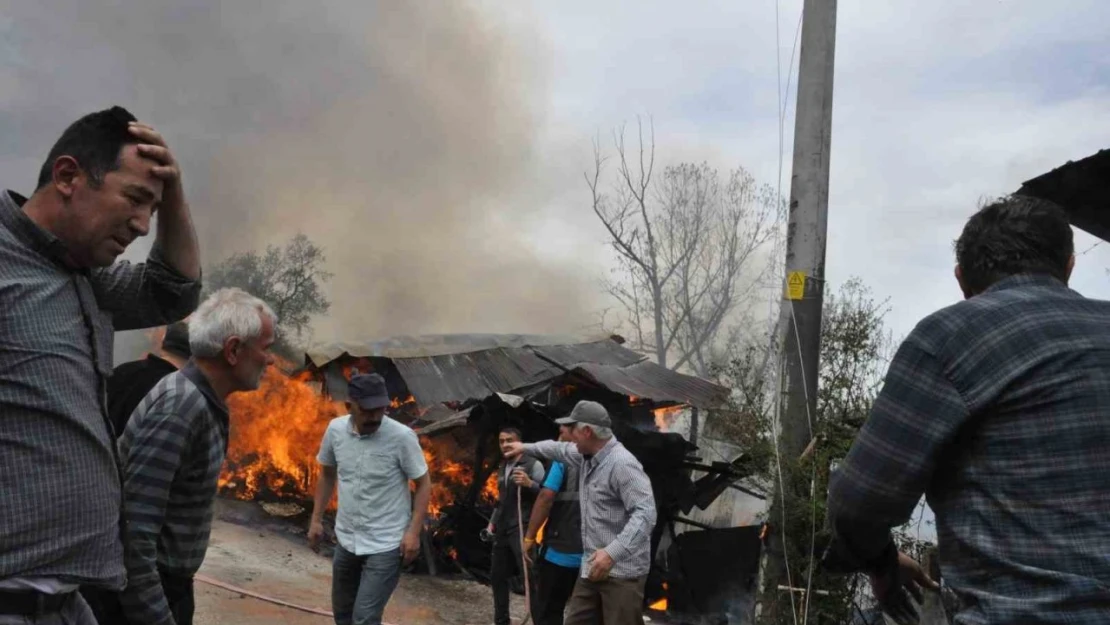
[{"x1": 786, "y1": 271, "x2": 805, "y2": 300}]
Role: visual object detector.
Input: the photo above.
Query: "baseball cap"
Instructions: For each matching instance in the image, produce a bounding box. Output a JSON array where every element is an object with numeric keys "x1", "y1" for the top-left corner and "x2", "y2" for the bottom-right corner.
[
  {"x1": 348, "y1": 371, "x2": 391, "y2": 410},
  {"x1": 555, "y1": 400, "x2": 611, "y2": 429}
]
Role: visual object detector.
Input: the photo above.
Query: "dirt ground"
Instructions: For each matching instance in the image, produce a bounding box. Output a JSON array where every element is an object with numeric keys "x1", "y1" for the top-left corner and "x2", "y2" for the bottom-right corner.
[{"x1": 194, "y1": 502, "x2": 528, "y2": 625}]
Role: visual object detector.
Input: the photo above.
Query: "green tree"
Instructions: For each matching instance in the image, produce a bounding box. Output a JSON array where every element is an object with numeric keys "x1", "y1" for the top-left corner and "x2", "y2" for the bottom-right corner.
[
  {"x1": 712, "y1": 279, "x2": 932, "y2": 623},
  {"x1": 205, "y1": 233, "x2": 333, "y2": 360}
]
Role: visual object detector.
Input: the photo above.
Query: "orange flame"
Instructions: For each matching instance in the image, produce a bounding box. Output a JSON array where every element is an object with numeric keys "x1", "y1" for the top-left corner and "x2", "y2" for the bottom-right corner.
[
  {"x1": 219, "y1": 362, "x2": 345, "y2": 502},
  {"x1": 217, "y1": 359, "x2": 477, "y2": 517},
  {"x1": 649, "y1": 582, "x2": 668, "y2": 611},
  {"x1": 417, "y1": 435, "x2": 499, "y2": 519},
  {"x1": 653, "y1": 405, "x2": 683, "y2": 432}
]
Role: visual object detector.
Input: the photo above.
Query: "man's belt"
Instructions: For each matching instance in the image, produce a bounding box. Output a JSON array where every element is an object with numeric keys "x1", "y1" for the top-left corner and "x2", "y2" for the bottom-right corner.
[{"x1": 0, "y1": 589, "x2": 72, "y2": 615}]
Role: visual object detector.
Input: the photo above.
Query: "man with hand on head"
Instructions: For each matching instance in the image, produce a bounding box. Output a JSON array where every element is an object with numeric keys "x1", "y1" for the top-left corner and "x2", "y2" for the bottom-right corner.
[
  {"x1": 309, "y1": 372, "x2": 433, "y2": 625},
  {"x1": 113, "y1": 288, "x2": 276, "y2": 625},
  {"x1": 0, "y1": 106, "x2": 200, "y2": 625},
  {"x1": 503, "y1": 401, "x2": 656, "y2": 625}
]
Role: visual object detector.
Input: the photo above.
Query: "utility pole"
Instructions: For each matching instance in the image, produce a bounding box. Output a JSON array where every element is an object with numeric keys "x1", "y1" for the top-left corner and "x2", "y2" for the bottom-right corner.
[{"x1": 761, "y1": 0, "x2": 837, "y2": 620}]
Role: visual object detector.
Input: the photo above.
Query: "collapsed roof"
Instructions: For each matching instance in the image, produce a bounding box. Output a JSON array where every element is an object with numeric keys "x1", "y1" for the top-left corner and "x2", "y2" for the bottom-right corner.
[
  {"x1": 1017, "y1": 149, "x2": 1110, "y2": 242},
  {"x1": 304, "y1": 333, "x2": 730, "y2": 410}
]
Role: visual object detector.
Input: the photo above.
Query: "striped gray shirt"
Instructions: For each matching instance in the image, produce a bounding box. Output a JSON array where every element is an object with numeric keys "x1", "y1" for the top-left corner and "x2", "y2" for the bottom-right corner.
[
  {"x1": 119, "y1": 364, "x2": 229, "y2": 625},
  {"x1": 0, "y1": 190, "x2": 200, "y2": 588},
  {"x1": 526, "y1": 438, "x2": 656, "y2": 579}
]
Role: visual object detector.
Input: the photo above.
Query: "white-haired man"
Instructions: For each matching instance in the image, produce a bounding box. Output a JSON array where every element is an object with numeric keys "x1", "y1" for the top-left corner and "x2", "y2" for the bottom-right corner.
[
  {"x1": 504, "y1": 401, "x2": 656, "y2": 625},
  {"x1": 114, "y1": 288, "x2": 276, "y2": 625}
]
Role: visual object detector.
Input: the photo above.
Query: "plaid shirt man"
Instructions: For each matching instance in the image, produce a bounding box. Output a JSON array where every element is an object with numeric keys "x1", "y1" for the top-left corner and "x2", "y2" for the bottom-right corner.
[{"x1": 828, "y1": 274, "x2": 1110, "y2": 624}]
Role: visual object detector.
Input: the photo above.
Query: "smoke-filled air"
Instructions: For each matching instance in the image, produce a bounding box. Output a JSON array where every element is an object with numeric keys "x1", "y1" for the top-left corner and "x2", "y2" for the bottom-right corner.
[{"x1": 0, "y1": 0, "x2": 601, "y2": 357}]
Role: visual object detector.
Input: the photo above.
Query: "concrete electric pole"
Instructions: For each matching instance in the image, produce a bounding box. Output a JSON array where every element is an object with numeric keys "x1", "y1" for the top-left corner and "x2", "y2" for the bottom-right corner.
[{"x1": 761, "y1": 0, "x2": 838, "y2": 619}]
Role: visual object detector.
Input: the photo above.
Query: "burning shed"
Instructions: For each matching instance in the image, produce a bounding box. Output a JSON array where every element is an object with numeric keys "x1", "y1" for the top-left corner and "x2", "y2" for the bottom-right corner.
[
  {"x1": 216, "y1": 333, "x2": 757, "y2": 623},
  {"x1": 303, "y1": 334, "x2": 757, "y2": 616}
]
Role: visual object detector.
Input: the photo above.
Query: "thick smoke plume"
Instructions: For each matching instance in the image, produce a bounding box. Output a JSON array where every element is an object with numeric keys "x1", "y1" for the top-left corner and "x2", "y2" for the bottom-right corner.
[{"x1": 0, "y1": 1, "x2": 601, "y2": 360}]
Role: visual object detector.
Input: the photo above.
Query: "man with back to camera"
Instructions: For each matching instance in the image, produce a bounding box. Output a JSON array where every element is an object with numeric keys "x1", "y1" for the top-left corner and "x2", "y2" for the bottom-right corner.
[
  {"x1": 106, "y1": 320, "x2": 192, "y2": 437},
  {"x1": 503, "y1": 401, "x2": 656, "y2": 625},
  {"x1": 827, "y1": 196, "x2": 1110, "y2": 624},
  {"x1": 522, "y1": 422, "x2": 584, "y2": 625},
  {"x1": 0, "y1": 106, "x2": 200, "y2": 624},
  {"x1": 309, "y1": 372, "x2": 433, "y2": 625}
]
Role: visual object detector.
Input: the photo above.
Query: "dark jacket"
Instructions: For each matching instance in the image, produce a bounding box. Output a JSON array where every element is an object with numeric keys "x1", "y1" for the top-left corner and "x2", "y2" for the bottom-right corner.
[
  {"x1": 107, "y1": 354, "x2": 179, "y2": 438},
  {"x1": 544, "y1": 461, "x2": 583, "y2": 555},
  {"x1": 491, "y1": 458, "x2": 544, "y2": 536}
]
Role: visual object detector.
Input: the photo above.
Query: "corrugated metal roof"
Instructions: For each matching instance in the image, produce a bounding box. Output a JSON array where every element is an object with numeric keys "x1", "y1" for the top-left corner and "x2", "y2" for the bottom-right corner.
[
  {"x1": 571, "y1": 360, "x2": 730, "y2": 408},
  {"x1": 392, "y1": 348, "x2": 554, "y2": 406},
  {"x1": 305, "y1": 333, "x2": 620, "y2": 365},
  {"x1": 307, "y1": 334, "x2": 729, "y2": 409}
]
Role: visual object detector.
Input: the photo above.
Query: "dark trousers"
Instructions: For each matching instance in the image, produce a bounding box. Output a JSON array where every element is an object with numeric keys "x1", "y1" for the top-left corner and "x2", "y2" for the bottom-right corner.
[
  {"x1": 491, "y1": 531, "x2": 536, "y2": 625},
  {"x1": 0, "y1": 591, "x2": 96, "y2": 624},
  {"x1": 534, "y1": 558, "x2": 579, "y2": 625},
  {"x1": 81, "y1": 572, "x2": 195, "y2": 625},
  {"x1": 563, "y1": 576, "x2": 646, "y2": 625}
]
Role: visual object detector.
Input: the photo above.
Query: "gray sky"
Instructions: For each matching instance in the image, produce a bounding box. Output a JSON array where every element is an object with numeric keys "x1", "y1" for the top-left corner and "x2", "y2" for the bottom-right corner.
[
  {"x1": 512, "y1": 0, "x2": 1110, "y2": 342},
  {"x1": 4, "y1": 1, "x2": 1109, "y2": 355}
]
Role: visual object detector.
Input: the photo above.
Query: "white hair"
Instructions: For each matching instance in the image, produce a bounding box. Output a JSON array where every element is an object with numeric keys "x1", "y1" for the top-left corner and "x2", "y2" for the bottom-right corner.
[
  {"x1": 576, "y1": 423, "x2": 614, "y2": 440},
  {"x1": 188, "y1": 288, "x2": 277, "y2": 358}
]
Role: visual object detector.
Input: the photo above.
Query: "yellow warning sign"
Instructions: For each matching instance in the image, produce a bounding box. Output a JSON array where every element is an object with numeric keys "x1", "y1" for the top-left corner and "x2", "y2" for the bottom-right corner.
[{"x1": 786, "y1": 271, "x2": 806, "y2": 300}]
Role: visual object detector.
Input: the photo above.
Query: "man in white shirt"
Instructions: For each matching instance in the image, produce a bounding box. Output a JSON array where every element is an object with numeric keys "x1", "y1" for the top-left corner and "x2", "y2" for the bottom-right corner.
[{"x1": 309, "y1": 372, "x2": 432, "y2": 625}]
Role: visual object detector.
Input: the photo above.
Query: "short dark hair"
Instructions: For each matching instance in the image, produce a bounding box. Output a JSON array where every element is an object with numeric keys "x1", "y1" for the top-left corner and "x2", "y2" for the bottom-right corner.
[
  {"x1": 161, "y1": 321, "x2": 191, "y2": 358},
  {"x1": 36, "y1": 106, "x2": 139, "y2": 191},
  {"x1": 498, "y1": 427, "x2": 523, "y2": 441},
  {"x1": 954, "y1": 195, "x2": 1073, "y2": 294}
]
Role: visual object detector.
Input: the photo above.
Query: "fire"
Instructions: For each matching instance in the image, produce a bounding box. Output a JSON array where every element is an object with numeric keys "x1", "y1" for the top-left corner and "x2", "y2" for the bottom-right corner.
[
  {"x1": 418, "y1": 435, "x2": 499, "y2": 519},
  {"x1": 219, "y1": 362, "x2": 345, "y2": 501},
  {"x1": 392, "y1": 395, "x2": 418, "y2": 410},
  {"x1": 653, "y1": 405, "x2": 683, "y2": 432},
  {"x1": 212, "y1": 354, "x2": 500, "y2": 541},
  {"x1": 421, "y1": 442, "x2": 468, "y2": 519},
  {"x1": 649, "y1": 582, "x2": 668, "y2": 611},
  {"x1": 219, "y1": 360, "x2": 436, "y2": 505}
]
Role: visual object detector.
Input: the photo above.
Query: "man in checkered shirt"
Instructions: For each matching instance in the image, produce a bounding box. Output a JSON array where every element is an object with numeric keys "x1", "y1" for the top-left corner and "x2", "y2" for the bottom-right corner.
[
  {"x1": 0, "y1": 106, "x2": 201, "y2": 624},
  {"x1": 827, "y1": 196, "x2": 1110, "y2": 624}
]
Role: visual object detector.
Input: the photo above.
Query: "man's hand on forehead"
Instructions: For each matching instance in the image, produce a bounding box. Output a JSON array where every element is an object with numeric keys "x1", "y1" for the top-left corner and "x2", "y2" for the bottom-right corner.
[
  {"x1": 129, "y1": 123, "x2": 177, "y2": 175},
  {"x1": 128, "y1": 120, "x2": 186, "y2": 215}
]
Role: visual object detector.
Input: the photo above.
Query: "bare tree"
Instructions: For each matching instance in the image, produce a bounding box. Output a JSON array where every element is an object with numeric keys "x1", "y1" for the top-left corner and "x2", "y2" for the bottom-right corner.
[{"x1": 587, "y1": 118, "x2": 784, "y2": 375}]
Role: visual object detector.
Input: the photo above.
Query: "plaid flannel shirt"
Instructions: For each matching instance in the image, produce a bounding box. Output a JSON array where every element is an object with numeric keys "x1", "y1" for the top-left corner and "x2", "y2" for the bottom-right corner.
[{"x1": 827, "y1": 274, "x2": 1110, "y2": 624}]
